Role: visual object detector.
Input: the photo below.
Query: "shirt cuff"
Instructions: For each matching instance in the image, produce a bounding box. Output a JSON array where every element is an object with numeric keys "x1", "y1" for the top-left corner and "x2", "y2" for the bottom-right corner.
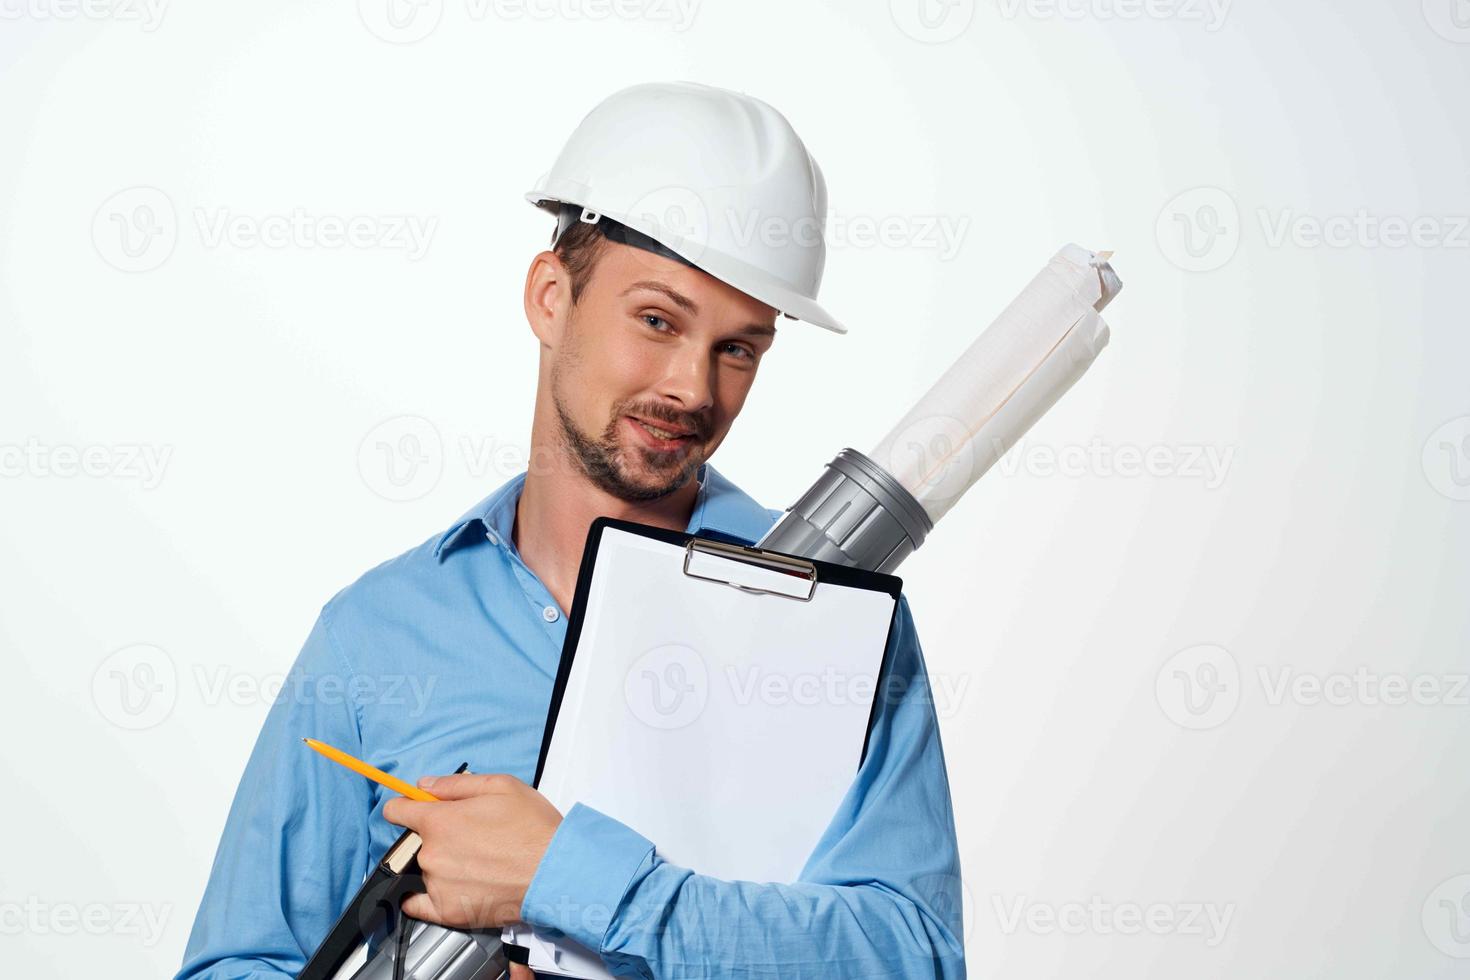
[{"x1": 520, "y1": 802, "x2": 656, "y2": 954}]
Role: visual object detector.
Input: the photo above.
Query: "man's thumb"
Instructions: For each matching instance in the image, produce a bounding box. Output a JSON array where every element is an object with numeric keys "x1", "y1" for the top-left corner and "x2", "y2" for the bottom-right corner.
[
  {"x1": 418, "y1": 772, "x2": 511, "y2": 800},
  {"x1": 400, "y1": 891, "x2": 440, "y2": 924}
]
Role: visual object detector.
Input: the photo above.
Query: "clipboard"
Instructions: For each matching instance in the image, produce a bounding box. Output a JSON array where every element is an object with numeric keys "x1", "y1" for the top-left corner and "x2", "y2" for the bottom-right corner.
[{"x1": 502, "y1": 517, "x2": 903, "y2": 979}]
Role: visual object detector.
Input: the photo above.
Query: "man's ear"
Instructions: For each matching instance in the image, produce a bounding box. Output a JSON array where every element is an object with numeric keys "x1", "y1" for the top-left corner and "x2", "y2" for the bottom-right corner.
[{"x1": 524, "y1": 251, "x2": 571, "y2": 348}]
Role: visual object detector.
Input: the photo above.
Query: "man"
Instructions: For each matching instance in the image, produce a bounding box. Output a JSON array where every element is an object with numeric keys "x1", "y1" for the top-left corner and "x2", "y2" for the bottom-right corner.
[{"x1": 176, "y1": 81, "x2": 966, "y2": 979}]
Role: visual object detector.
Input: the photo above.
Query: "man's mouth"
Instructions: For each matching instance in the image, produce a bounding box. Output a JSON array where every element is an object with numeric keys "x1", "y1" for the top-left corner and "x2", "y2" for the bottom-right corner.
[{"x1": 627, "y1": 415, "x2": 697, "y2": 447}]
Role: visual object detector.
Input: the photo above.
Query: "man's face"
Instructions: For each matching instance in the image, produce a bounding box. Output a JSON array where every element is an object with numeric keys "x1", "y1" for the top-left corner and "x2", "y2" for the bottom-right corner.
[{"x1": 546, "y1": 241, "x2": 778, "y2": 502}]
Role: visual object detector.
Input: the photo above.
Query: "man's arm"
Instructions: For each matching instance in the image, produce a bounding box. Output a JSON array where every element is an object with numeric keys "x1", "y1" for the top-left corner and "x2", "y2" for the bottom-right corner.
[
  {"x1": 174, "y1": 604, "x2": 375, "y2": 980},
  {"x1": 520, "y1": 594, "x2": 967, "y2": 979}
]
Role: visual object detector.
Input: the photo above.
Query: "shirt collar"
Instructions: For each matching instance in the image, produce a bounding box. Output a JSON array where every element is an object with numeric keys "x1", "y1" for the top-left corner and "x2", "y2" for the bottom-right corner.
[{"x1": 433, "y1": 461, "x2": 777, "y2": 561}]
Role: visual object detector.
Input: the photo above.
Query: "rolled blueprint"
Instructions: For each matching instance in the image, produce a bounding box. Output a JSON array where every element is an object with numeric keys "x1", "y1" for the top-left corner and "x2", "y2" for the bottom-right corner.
[
  {"x1": 868, "y1": 243, "x2": 1118, "y2": 525},
  {"x1": 759, "y1": 245, "x2": 1120, "y2": 571}
]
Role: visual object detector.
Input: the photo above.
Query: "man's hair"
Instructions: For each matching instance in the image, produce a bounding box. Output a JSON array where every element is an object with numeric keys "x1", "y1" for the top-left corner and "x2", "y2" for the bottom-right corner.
[{"x1": 551, "y1": 218, "x2": 610, "y2": 308}]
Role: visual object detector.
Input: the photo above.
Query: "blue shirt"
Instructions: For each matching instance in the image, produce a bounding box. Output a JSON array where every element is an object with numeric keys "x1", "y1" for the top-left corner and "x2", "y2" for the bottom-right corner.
[{"x1": 175, "y1": 462, "x2": 966, "y2": 979}]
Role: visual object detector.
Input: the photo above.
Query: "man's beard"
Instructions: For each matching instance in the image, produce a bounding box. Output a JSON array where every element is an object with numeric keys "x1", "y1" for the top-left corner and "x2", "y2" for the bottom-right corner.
[{"x1": 551, "y1": 385, "x2": 704, "y2": 503}]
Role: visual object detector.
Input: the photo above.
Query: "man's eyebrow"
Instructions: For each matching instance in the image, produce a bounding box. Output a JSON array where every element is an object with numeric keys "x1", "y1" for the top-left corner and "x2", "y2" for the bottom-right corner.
[
  {"x1": 622, "y1": 280, "x2": 777, "y2": 339},
  {"x1": 622, "y1": 280, "x2": 699, "y2": 315}
]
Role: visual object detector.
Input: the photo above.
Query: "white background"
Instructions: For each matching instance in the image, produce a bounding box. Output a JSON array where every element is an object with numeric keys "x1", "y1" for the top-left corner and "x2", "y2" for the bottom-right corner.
[{"x1": 3, "y1": 1, "x2": 1469, "y2": 977}]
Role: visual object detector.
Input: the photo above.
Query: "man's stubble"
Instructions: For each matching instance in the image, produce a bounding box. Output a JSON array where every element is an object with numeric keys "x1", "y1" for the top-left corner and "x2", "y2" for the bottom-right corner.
[{"x1": 548, "y1": 313, "x2": 703, "y2": 503}]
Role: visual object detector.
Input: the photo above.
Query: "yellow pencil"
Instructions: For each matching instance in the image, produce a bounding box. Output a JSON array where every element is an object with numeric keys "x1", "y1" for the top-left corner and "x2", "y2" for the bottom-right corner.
[{"x1": 302, "y1": 737, "x2": 440, "y2": 802}]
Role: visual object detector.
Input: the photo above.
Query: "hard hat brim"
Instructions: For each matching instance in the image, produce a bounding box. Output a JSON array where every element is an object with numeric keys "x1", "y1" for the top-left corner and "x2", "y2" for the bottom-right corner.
[{"x1": 527, "y1": 191, "x2": 847, "y2": 336}]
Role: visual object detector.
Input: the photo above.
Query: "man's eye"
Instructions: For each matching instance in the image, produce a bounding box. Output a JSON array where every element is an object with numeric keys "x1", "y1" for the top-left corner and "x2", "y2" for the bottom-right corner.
[{"x1": 641, "y1": 314, "x2": 752, "y2": 362}]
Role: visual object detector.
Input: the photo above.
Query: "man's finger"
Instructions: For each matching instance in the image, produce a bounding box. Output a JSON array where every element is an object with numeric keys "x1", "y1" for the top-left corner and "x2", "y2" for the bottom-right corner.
[
  {"x1": 419, "y1": 772, "x2": 521, "y2": 801},
  {"x1": 382, "y1": 796, "x2": 436, "y2": 830},
  {"x1": 400, "y1": 892, "x2": 442, "y2": 924}
]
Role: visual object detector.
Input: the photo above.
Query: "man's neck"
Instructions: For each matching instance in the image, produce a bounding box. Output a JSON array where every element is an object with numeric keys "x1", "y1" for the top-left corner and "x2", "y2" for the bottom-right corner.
[{"x1": 513, "y1": 460, "x2": 702, "y2": 617}]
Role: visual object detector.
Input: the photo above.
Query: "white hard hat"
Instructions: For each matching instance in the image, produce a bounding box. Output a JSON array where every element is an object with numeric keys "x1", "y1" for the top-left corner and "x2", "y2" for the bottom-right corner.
[{"x1": 526, "y1": 81, "x2": 846, "y2": 335}]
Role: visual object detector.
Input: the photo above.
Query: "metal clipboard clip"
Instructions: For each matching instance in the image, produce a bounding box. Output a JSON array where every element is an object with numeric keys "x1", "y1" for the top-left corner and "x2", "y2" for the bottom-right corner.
[{"x1": 682, "y1": 537, "x2": 819, "y2": 602}]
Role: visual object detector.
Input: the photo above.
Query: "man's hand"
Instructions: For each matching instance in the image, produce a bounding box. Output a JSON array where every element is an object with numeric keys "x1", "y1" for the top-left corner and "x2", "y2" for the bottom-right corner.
[{"x1": 382, "y1": 772, "x2": 563, "y2": 932}]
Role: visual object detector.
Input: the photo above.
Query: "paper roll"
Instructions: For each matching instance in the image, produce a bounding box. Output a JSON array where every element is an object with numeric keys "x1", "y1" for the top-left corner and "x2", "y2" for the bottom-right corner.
[{"x1": 866, "y1": 244, "x2": 1119, "y2": 525}]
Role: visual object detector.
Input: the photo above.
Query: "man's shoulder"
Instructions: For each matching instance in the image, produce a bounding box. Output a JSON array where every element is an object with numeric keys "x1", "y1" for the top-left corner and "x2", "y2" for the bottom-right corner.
[{"x1": 318, "y1": 496, "x2": 500, "y2": 629}]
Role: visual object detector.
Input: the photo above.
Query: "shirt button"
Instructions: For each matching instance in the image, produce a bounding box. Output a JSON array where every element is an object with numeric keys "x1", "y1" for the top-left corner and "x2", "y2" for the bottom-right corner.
[{"x1": 542, "y1": 605, "x2": 560, "y2": 623}]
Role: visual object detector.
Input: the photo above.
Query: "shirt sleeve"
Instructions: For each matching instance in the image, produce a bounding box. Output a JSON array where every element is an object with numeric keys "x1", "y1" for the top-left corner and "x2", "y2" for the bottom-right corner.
[
  {"x1": 520, "y1": 594, "x2": 968, "y2": 979},
  {"x1": 173, "y1": 602, "x2": 376, "y2": 980}
]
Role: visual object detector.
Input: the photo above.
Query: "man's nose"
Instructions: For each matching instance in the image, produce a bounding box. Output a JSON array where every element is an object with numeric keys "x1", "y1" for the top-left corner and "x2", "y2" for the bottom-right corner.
[{"x1": 656, "y1": 347, "x2": 716, "y2": 420}]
